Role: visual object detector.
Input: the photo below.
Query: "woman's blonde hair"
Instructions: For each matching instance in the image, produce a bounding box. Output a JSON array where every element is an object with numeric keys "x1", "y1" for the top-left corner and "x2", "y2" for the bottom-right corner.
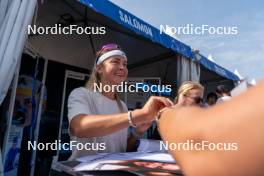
[
  {"x1": 85, "y1": 45, "x2": 125, "y2": 112},
  {"x1": 174, "y1": 81, "x2": 204, "y2": 103}
]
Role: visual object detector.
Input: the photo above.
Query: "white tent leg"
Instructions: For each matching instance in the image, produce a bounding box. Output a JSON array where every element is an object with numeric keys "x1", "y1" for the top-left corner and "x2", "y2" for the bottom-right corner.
[
  {"x1": 30, "y1": 58, "x2": 48, "y2": 176},
  {"x1": 51, "y1": 70, "x2": 89, "y2": 171}
]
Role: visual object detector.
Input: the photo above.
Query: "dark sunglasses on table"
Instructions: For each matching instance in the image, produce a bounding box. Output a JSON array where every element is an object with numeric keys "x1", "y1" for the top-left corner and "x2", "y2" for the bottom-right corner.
[{"x1": 184, "y1": 94, "x2": 203, "y2": 104}]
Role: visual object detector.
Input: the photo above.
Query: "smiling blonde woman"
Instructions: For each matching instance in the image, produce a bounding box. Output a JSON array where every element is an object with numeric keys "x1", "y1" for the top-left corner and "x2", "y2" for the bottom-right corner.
[{"x1": 67, "y1": 44, "x2": 173, "y2": 160}]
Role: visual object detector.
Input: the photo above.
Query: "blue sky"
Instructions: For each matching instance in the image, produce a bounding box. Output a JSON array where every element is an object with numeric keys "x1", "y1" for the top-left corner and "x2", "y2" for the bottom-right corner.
[{"x1": 110, "y1": 0, "x2": 264, "y2": 81}]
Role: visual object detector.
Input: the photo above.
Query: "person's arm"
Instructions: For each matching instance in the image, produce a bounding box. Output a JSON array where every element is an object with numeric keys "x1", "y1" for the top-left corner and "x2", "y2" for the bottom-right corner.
[
  {"x1": 158, "y1": 80, "x2": 264, "y2": 176},
  {"x1": 70, "y1": 96, "x2": 173, "y2": 138},
  {"x1": 126, "y1": 122, "x2": 153, "y2": 152},
  {"x1": 71, "y1": 109, "x2": 144, "y2": 138}
]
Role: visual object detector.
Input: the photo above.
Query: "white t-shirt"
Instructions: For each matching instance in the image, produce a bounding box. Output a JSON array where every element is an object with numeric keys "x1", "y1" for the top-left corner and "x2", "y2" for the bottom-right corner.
[{"x1": 67, "y1": 87, "x2": 128, "y2": 160}]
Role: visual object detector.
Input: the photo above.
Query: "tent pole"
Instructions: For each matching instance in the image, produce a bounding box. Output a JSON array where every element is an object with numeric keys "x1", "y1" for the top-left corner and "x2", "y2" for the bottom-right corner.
[
  {"x1": 29, "y1": 58, "x2": 48, "y2": 176},
  {"x1": 50, "y1": 70, "x2": 69, "y2": 172}
]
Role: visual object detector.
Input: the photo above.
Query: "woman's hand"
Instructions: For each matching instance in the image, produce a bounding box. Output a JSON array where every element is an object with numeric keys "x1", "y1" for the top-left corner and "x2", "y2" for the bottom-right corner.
[{"x1": 141, "y1": 96, "x2": 174, "y2": 121}]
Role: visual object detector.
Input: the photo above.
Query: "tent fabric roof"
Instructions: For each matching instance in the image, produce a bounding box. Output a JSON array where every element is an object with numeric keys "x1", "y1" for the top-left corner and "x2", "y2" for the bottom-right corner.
[
  {"x1": 197, "y1": 54, "x2": 239, "y2": 81},
  {"x1": 78, "y1": 0, "x2": 240, "y2": 81},
  {"x1": 78, "y1": 0, "x2": 194, "y2": 59}
]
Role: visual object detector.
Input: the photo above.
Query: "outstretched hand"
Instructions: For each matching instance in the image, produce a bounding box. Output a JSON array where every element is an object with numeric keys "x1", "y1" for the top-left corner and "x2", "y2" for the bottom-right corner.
[{"x1": 141, "y1": 96, "x2": 174, "y2": 121}]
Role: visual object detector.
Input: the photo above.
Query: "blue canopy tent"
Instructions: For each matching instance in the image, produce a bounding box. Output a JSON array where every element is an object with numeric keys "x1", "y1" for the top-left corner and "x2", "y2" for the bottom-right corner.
[
  {"x1": 80, "y1": 0, "x2": 239, "y2": 78},
  {"x1": 0, "y1": 0, "x2": 240, "y2": 111},
  {"x1": 78, "y1": 0, "x2": 194, "y2": 59},
  {"x1": 22, "y1": 0, "x2": 240, "y2": 103},
  {"x1": 77, "y1": 0, "x2": 239, "y2": 81}
]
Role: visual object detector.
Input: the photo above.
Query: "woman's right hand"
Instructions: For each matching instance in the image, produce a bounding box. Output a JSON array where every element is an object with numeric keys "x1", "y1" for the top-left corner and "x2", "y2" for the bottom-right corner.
[{"x1": 140, "y1": 96, "x2": 174, "y2": 121}]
